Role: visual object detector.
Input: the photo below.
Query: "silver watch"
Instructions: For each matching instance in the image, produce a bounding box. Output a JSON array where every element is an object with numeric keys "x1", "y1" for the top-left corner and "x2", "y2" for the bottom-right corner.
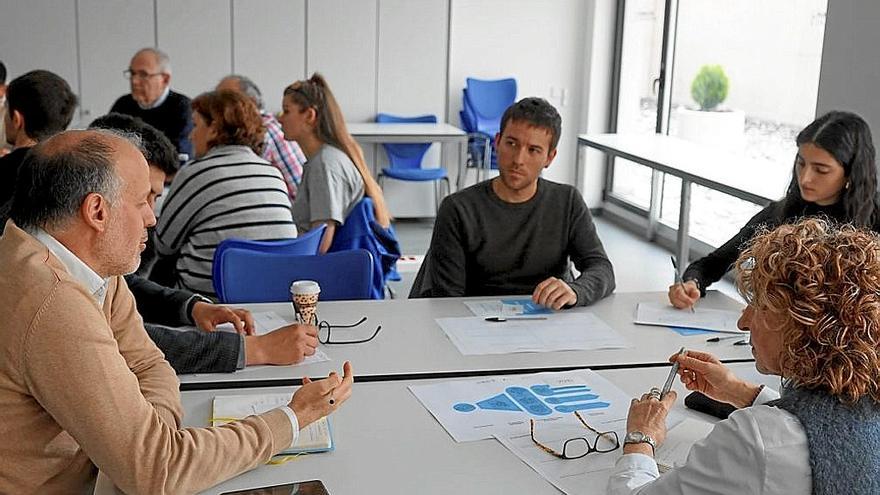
[{"x1": 623, "y1": 430, "x2": 656, "y2": 452}]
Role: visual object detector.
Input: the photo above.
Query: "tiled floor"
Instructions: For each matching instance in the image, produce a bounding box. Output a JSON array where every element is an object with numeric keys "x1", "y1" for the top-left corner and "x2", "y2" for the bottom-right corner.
[{"x1": 389, "y1": 215, "x2": 741, "y2": 302}]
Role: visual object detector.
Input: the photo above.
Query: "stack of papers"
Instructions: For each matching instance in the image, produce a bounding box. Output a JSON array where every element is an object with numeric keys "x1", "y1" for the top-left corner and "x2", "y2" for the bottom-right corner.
[{"x1": 213, "y1": 393, "x2": 334, "y2": 454}]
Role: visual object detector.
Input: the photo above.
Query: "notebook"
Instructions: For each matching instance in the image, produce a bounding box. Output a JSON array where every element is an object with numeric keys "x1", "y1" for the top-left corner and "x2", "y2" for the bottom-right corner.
[{"x1": 212, "y1": 393, "x2": 334, "y2": 454}]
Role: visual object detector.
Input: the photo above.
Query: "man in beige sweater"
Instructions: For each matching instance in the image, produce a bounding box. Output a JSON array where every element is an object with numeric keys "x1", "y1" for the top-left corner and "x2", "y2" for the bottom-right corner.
[{"x1": 0, "y1": 129, "x2": 353, "y2": 494}]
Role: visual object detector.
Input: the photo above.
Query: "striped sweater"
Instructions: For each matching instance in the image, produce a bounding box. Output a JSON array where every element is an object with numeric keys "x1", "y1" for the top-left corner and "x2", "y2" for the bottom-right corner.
[{"x1": 155, "y1": 145, "x2": 297, "y2": 296}]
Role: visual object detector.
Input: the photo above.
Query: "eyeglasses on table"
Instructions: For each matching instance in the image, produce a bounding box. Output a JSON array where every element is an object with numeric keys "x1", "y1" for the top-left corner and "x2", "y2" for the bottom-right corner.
[
  {"x1": 530, "y1": 411, "x2": 620, "y2": 459},
  {"x1": 317, "y1": 316, "x2": 381, "y2": 345}
]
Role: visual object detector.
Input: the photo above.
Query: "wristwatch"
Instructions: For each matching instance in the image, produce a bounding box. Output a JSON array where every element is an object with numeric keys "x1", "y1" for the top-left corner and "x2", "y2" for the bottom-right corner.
[
  {"x1": 186, "y1": 293, "x2": 213, "y2": 320},
  {"x1": 623, "y1": 431, "x2": 657, "y2": 453}
]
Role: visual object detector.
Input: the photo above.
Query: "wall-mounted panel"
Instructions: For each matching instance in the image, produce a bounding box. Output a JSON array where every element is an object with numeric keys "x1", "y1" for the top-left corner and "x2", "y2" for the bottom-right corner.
[
  {"x1": 156, "y1": 0, "x2": 232, "y2": 100},
  {"x1": 306, "y1": 0, "x2": 378, "y2": 122},
  {"x1": 0, "y1": 0, "x2": 79, "y2": 122},
  {"x1": 78, "y1": 0, "x2": 155, "y2": 123},
  {"x1": 232, "y1": 0, "x2": 306, "y2": 114}
]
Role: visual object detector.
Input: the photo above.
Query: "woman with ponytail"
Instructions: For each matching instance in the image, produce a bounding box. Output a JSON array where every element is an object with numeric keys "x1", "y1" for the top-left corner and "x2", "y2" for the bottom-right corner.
[
  {"x1": 669, "y1": 110, "x2": 880, "y2": 309},
  {"x1": 280, "y1": 73, "x2": 392, "y2": 253}
]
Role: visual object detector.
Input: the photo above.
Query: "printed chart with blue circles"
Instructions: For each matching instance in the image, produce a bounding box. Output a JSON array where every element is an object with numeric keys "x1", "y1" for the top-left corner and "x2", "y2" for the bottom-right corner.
[{"x1": 453, "y1": 384, "x2": 610, "y2": 416}]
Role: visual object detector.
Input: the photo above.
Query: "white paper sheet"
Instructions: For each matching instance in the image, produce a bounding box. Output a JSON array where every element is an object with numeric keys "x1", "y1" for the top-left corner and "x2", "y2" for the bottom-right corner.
[
  {"x1": 409, "y1": 369, "x2": 633, "y2": 442},
  {"x1": 634, "y1": 302, "x2": 742, "y2": 334},
  {"x1": 215, "y1": 311, "x2": 331, "y2": 367},
  {"x1": 495, "y1": 418, "x2": 625, "y2": 495},
  {"x1": 436, "y1": 312, "x2": 628, "y2": 355},
  {"x1": 655, "y1": 418, "x2": 715, "y2": 472}
]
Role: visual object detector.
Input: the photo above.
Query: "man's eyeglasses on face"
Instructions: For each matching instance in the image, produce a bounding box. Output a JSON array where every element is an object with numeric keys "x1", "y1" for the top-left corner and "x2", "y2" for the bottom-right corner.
[
  {"x1": 123, "y1": 69, "x2": 164, "y2": 81},
  {"x1": 317, "y1": 316, "x2": 381, "y2": 345},
  {"x1": 530, "y1": 411, "x2": 620, "y2": 459}
]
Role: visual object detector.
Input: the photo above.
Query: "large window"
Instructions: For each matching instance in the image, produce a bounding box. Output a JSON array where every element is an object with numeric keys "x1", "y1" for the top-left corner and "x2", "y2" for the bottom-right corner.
[{"x1": 609, "y1": 0, "x2": 827, "y2": 247}]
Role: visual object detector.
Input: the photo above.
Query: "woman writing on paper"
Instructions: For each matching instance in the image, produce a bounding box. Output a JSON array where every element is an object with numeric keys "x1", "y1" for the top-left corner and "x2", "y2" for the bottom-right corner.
[
  {"x1": 609, "y1": 218, "x2": 880, "y2": 494},
  {"x1": 279, "y1": 73, "x2": 392, "y2": 254},
  {"x1": 669, "y1": 111, "x2": 880, "y2": 309}
]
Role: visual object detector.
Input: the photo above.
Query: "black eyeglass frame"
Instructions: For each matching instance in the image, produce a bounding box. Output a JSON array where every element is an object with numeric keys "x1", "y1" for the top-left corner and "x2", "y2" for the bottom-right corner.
[
  {"x1": 317, "y1": 316, "x2": 381, "y2": 345},
  {"x1": 529, "y1": 411, "x2": 621, "y2": 460}
]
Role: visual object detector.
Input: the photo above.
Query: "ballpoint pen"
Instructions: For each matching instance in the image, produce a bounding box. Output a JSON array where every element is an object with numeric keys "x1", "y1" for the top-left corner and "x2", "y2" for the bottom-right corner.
[
  {"x1": 661, "y1": 347, "x2": 687, "y2": 398},
  {"x1": 670, "y1": 256, "x2": 696, "y2": 313},
  {"x1": 706, "y1": 335, "x2": 743, "y2": 342}
]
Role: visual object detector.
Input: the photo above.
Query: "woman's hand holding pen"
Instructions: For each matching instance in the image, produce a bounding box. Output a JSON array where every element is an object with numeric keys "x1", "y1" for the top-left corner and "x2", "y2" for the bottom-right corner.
[
  {"x1": 670, "y1": 351, "x2": 761, "y2": 408},
  {"x1": 290, "y1": 361, "x2": 354, "y2": 429},
  {"x1": 668, "y1": 280, "x2": 700, "y2": 310}
]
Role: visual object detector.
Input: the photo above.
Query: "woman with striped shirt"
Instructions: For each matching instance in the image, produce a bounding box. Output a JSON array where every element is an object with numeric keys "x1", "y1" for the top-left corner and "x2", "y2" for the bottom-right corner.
[{"x1": 155, "y1": 90, "x2": 297, "y2": 297}]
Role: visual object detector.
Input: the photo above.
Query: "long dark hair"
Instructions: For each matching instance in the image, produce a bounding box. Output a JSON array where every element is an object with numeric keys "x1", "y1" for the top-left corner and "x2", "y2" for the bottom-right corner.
[
  {"x1": 783, "y1": 111, "x2": 879, "y2": 227},
  {"x1": 284, "y1": 73, "x2": 391, "y2": 228}
]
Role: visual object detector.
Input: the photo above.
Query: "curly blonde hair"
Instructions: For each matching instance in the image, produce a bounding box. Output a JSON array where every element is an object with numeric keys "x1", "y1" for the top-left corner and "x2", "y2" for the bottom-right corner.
[{"x1": 736, "y1": 218, "x2": 880, "y2": 404}]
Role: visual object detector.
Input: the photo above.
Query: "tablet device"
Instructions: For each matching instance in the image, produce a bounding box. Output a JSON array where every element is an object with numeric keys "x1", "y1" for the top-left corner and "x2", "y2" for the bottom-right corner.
[{"x1": 220, "y1": 480, "x2": 329, "y2": 495}]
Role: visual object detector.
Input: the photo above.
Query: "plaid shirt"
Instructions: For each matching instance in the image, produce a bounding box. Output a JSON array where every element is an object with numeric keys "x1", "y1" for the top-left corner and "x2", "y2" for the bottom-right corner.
[{"x1": 262, "y1": 112, "x2": 306, "y2": 200}]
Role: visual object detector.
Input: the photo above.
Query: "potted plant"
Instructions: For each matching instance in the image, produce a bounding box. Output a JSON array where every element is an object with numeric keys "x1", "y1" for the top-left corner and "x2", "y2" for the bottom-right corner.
[{"x1": 675, "y1": 64, "x2": 745, "y2": 149}]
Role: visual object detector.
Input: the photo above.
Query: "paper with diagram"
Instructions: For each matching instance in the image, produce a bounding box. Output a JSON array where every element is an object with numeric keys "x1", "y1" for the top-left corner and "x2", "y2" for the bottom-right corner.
[
  {"x1": 409, "y1": 369, "x2": 632, "y2": 442},
  {"x1": 635, "y1": 302, "x2": 742, "y2": 334},
  {"x1": 436, "y1": 312, "x2": 628, "y2": 355},
  {"x1": 463, "y1": 298, "x2": 554, "y2": 318}
]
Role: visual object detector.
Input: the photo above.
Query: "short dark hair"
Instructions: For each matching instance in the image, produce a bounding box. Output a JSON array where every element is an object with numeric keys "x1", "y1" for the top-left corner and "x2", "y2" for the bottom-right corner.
[
  {"x1": 499, "y1": 97, "x2": 562, "y2": 151},
  {"x1": 6, "y1": 70, "x2": 78, "y2": 141},
  {"x1": 89, "y1": 113, "x2": 179, "y2": 177},
  {"x1": 10, "y1": 131, "x2": 123, "y2": 231},
  {"x1": 0, "y1": 61, "x2": 7, "y2": 84}
]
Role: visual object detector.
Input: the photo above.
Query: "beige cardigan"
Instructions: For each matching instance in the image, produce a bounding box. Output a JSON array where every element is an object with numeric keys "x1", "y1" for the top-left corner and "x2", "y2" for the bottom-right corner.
[{"x1": 0, "y1": 222, "x2": 293, "y2": 494}]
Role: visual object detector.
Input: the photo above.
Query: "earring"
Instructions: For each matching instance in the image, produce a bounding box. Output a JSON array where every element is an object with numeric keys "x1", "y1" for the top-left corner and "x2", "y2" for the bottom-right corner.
[{"x1": 846, "y1": 181, "x2": 851, "y2": 190}]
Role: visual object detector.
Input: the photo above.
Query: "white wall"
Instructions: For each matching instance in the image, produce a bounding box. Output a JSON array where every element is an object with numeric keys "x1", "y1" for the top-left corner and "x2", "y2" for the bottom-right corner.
[
  {"x1": 816, "y1": 0, "x2": 880, "y2": 152},
  {"x1": 0, "y1": 0, "x2": 613, "y2": 210},
  {"x1": 448, "y1": 0, "x2": 591, "y2": 189}
]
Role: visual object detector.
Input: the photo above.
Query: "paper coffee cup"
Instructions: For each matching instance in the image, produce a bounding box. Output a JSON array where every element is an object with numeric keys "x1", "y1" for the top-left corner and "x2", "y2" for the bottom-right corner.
[{"x1": 290, "y1": 280, "x2": 321, "y2": 325}]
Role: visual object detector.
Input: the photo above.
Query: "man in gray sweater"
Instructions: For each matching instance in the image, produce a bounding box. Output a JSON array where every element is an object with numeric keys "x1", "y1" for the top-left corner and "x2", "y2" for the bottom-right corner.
[{"x1": 410, "y1": 97, "x2": 615, "y2": 309}]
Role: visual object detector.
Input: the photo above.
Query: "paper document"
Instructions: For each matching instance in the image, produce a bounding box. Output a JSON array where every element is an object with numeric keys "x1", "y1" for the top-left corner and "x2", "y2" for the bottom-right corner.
[
  {"x1": 216, "y1": 310, "x2": 295, "y2": 335},
  {"x1": 635, "y1": 302, "x2": 742, "y2": 334},
  {"x1": 464, "y1": 298, "x2": 553, "y2": 318},
  {"x1": 409, "y1": 369, "x2": 632, "y2": 442},
  {"x1": 436, "y1": 312, "x2": 627, "y2": 355},
  {"x1": 213, "y1": 393, "x2": 333, "y2": 454},
  {"x1": 655, "y1": 418, "x2": 715, "y2": 472}
]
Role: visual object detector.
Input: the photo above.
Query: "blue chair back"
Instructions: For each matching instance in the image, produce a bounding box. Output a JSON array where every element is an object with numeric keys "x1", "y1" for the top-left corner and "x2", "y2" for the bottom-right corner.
[
  {"x1": 215, "y1": 248, "x2": 373, "y2": 303},
  {"x1": 211, "y1": 225, "x2": 326, "y2": 301},
  {"x1": 329, "y1": 197, "x2": 402, "y2": 299},
  {"x1": 465, "y1": 77, "x2": 517, "y2": 135},
  {"x1": 376, "y1": 113, "x2": 437, "y2": 170}
]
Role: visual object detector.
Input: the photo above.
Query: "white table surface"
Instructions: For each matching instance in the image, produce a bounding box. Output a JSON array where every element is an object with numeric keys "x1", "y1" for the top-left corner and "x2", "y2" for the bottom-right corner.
[
  {"x1": 347, "y1": 122, "x2": 467, "y2": 142},
  {"x1": 578, "y1": 133, "x2": 790, "y2": 205},
  {"x1": 183, "y1": 362, "x2": 777, "y2": 495},
  {"x1": 178, "y1": 291, "x2": 753, "y2": 390}
]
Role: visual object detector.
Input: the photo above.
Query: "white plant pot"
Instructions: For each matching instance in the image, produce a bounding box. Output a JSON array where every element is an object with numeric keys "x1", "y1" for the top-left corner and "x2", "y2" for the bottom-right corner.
[{"x1": 675, "y1": 108, "x2": 745, "y2": 150}]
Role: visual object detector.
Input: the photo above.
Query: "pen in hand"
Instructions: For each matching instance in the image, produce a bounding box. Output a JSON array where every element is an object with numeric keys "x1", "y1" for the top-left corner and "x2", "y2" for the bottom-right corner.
[
  {"x1": 670, "y1": 256, "x2": 696, "y2": 314},
  {"x1": 662, "y1": 347, "x2": 687, "y2": 398}
]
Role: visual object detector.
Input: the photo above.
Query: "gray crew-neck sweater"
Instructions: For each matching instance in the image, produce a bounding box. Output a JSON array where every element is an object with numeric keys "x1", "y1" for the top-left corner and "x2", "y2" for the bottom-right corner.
[{"x1": 410, "y1": 178, "x2": 615, "y2": 306}]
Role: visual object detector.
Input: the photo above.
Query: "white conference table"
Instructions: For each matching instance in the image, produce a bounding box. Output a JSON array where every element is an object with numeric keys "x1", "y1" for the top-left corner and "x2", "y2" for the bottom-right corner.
[
  {"x1": 182, "y1": 362, "x2": 777, "y2": 495},
  {"x1": 178, "y1": 291, "x2": 753, "y2": 390},
  {"x1": 347, "y1": 122, "x2": 468, "y2": 190},
  {"x1": 576, "y1": 133, "x2": 790, "y2": 266}
]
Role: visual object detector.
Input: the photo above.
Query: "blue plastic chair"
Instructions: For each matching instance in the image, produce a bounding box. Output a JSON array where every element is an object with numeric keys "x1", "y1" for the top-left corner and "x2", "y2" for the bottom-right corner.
[
  {"x1": 329, "y1": 197, "x2": 402, "y2": 299},
  {"x1": 457, "y1": 78, "x2": 516, "y2": 188},
  {"x1": 375, "y1": 113, "x2": 450, "y2": 212},
  {"x1": 211, "y1": 225, "x2": 326, "y2": 301},
  {"x1": 215, "y1": 248, "x2": 373, "y2": 303}
]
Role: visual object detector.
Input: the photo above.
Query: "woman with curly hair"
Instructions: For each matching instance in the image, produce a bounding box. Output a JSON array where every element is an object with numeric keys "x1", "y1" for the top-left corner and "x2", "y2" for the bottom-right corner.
[
  {"x1": 280, "y1": 73, "x2": 392, "y2": 253},
  {"x1": 611, "y1": 218, "x2": 880, "y2": 494},
  {"x1": 670, "y1": 110, "x2": 880, "y2": 309},
  {"x1": 155, "y1": 90, "x2": 297, "y2": 297}
]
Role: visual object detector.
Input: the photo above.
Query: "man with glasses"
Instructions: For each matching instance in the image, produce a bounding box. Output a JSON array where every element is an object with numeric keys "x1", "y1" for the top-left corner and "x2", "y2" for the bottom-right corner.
[{"x1": 110, "y1": 48, "x2": 193, "y2": 159}]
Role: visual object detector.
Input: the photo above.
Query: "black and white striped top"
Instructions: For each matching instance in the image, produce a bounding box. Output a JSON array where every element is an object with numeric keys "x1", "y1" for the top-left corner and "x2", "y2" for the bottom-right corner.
[{"x1": 155, "y1": 145, "x2": 297, "y2": 296}]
